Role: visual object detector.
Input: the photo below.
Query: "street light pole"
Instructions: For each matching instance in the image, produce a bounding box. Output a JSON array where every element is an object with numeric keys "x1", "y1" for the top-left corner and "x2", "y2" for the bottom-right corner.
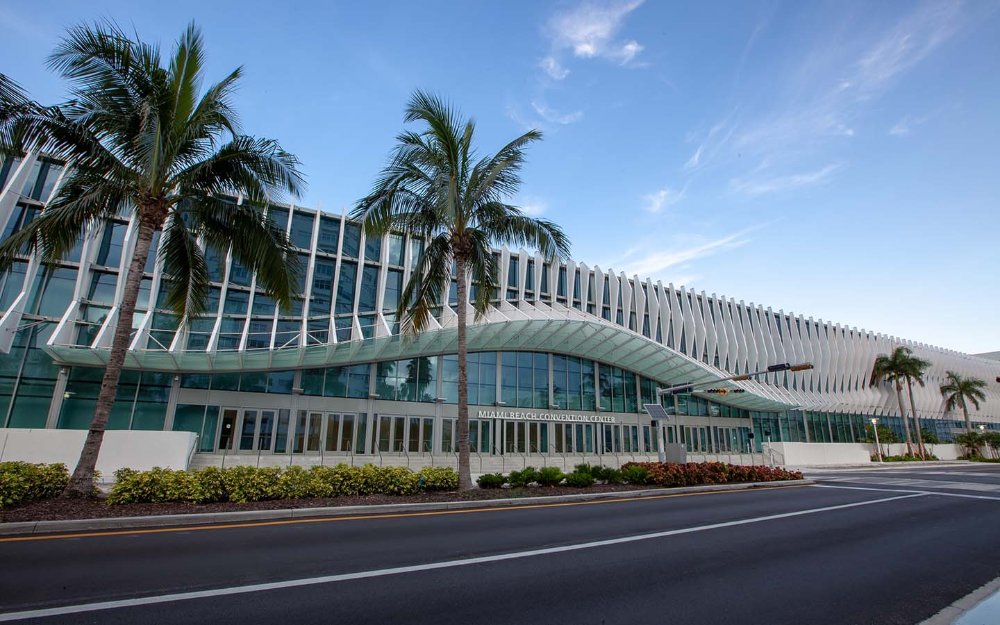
[
  {"x1": 871, "y1": 418, "x2": 883, "y2": 463},
  {"x1": 656, "y1": 362, "x2": 814, "y2": 398}
]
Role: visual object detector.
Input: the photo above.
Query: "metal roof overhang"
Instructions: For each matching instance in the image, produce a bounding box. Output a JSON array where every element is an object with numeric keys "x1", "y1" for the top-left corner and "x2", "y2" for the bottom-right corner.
[{"x1": 45, "y1": 318, "x2": 794, "y2": 412}]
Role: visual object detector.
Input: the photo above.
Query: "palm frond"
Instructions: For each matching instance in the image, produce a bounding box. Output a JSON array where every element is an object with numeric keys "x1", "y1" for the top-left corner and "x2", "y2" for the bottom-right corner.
[
  {"x1": 474, "y1": 202, "x2": 570, "y2": 260},
  {"x1": 397, "y1": 233, "x2": 451, "y2": 335},
  {"x1": 185, "y1": 195, "x2": 300, "y2": 309},
  {"x1": 174, "y1": 135, "x2": 304, "y2": 203},
  {"x1": 158, "y1": 211, "x2": 209, "y2": 319},
  {"x1": 466, "y1": 228, "x2": 498, "y2": 320}
]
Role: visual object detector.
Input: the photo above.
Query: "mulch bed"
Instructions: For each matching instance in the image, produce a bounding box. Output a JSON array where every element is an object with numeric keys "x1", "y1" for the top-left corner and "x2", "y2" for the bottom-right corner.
[{"x1": 2, "y1": 483, "x2": 659, "y2": 523}]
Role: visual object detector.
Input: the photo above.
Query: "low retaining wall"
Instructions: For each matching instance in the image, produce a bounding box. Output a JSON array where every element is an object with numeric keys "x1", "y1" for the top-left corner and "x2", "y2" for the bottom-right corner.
[
  {"x1": 764, "y1": 442, "x2": 872, "y2": 466},
  {"x1": 0, "y1": 429, "x2": 198, "y2": 478},
  {"x1": 883, "y1": 443, "x2": 963, "y2": 460},
  {"x1": 764, "y1": 441, "x2": 966, "y2": 465}
]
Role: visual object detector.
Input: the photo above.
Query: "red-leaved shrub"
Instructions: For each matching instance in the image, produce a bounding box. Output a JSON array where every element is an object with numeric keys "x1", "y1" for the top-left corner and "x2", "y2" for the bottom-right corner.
[{"x1": 620, "y1": 462, "x2": 802, "y2": 487}]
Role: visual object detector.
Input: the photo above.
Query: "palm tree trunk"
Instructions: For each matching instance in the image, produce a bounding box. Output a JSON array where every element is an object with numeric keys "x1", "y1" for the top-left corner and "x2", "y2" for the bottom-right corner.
[
  {"x1": 63, "y1": 214, "x2": 156, "y2": 497},
  {"x1": 454, "y1": 253, "x2": 472, "y2": 491},
  {"x1": 906, "y1": 377, "x2": 925, "y2": 460},
  {"x1": 961, "y1": 398, "x2": 972, "y2": 433},
  {"x1": 895, "y1": 382, "x2": 913, "y2": 456}
]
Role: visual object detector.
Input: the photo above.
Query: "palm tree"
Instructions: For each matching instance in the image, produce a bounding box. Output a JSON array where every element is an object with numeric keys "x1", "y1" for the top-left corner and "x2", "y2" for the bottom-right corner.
[
  {"x1": 901, "y1": 351, "x2": 931, "y2": 459},
  {"x1": 940, "y1": 371, "x2": 987, "y2": 433},
  {"x1": 352, "y1": 91, "x2": 570, "y2": 490},
  {"x1": 0, "y1": 22, "x2": 303, "y2": 497},
  {"x1": 870, "y1": 347, "x2": 916, "y2": 456}
]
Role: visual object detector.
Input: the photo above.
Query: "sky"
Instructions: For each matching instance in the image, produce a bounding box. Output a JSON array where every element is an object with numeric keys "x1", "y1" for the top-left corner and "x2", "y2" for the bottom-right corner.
[{"x1": 2, "y1": 0, "x2": 999, "y2": 353}]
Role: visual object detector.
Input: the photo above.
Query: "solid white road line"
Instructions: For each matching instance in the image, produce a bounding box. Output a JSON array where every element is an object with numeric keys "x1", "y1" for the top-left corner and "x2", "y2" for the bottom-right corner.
[
  {"x1": 0, "y1": 492, "x2": 925, "y2": 623},
  {"x1": 814, "y1": 484, "x2": 1000, "y2": 502}
]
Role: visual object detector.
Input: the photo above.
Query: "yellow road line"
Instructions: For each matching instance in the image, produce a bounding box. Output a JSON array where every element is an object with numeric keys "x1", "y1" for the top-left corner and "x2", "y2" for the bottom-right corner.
[{"x1": 0, "y1": 484, "x2": 808, "y2": 543}]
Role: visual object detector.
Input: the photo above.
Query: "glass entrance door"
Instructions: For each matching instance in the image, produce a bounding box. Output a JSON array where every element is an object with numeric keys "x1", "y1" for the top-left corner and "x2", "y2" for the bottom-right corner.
[
  {"x1": 323, "y1": 413, "x2": 357, "y2": 453},
  {"x1": 217, "y1": 408, "x2": 238, "y2": 451},
  {"x1": 236, "y1": 409, "x2": 277, "y2": 452}
]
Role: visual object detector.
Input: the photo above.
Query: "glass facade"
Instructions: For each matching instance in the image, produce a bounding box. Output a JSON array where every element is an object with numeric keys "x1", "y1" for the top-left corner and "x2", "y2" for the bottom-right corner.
[{"x1": 2, "y1": 153, "x2": 997, "y2": 460}]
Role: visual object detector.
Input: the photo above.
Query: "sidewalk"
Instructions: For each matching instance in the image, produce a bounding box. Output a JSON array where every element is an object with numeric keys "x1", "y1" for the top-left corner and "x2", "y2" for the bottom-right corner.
[{"x1": 0, "y1": 479, "x2": 810, "y2": 538}]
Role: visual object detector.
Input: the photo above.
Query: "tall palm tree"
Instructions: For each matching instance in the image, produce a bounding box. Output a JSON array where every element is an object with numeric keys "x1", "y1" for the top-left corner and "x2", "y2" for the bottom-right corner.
[
  {"x1": 352, "y1": 91, "x2": 570, "y2": 490},
  {"x1": 0, "y1": 22, "x2": 303, "y2": 497},
  {"x1": 940, "y1": 371, "x2": 987, "y2": 433},
  {"x1": 870, "y1": 347, "x2": 916, "y2": 456},
  {"x1": 901, "y1": 351, "x2": 931, "y2": 459}
]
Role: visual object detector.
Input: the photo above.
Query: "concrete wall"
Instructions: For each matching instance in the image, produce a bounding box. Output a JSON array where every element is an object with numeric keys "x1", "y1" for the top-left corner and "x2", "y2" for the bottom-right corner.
[
  {"x1": 0, "y1": 429, "x2": 198, "y2": 479},
  {"x1": 764, "y1": 441, "x2": 966, "y2": 465},
  {"x1": 764, "y1": 442, "x2": 872, "y2": 466},
  {"x1": 883, "y1": 443, "x2": 963, "y2": 461}
]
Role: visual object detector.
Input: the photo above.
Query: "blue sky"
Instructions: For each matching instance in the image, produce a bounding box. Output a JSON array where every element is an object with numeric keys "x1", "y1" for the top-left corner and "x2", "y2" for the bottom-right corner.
[{"x1": 2, "y1": 0, "x2": 998, "y2": 353}]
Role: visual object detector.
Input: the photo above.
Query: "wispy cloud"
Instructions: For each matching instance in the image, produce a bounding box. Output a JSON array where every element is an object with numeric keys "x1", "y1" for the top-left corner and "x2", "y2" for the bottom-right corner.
[
  {"x1": 730, "y1": 163, "x2": 841, "y2": 197},
  {"x1": 685, "y1": 2, "x2": 965, "y2": 187},
  {"x1": 539, "y1": 56, "x2": 569, "y2": 80},
  {"x1": 641, "y1": 187, "x2": 684, "y2": 213},
  {"x1": 618, "y1": 232, "x2": 749, "y2": 278},
  {"x1": 854, "y1": 1, "x2": 963, "y2": 96},
  {"x1": 531, "y1": 101, "x2": 584, "y2": 125},
  {"x1": 889, "y1": 115, "x2": 929, "y2": 136},
  {"x1": 546, "y1": 0, "x2": 646, "y2": 65},
  {"x1": 518, "y1": 197, "x2": 547, "y2": 217}
]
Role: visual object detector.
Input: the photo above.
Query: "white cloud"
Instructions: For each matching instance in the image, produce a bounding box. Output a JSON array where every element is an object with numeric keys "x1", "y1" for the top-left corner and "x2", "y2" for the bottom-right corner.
[
  {"x1": 729, "y1": 163, "x2": 841, "y2": 196},
  {"x1": 530, "y1": 101, "x2": 584, "y2": 125},
  {"x1": 704, "y1": 3, "x2": 964, "y2": 179},
  {"x1": 546, "y1": 0, "x2": 645, "y2": 65},
  {"x1": 611, "y1": 40, "x2": 644, "y2": 64},
  {"x1": 619, "y1": 233, "x2": 748, "y2": 277},
  {"x1": 854, "y1": 2, "x2": 962, "y2": 95},
  {"x1": 641, "y1": 187, "x2": 684, "y2": 213},
  {"x1": 683, "y1": 146, "x2": 703, "y2": 171},
  {"x1": 518, "y1": 197, "x2": 547, "y2": 216},
  {"x1": 889, "y1": 121, "x2": 912, "y2": 136},
  {"x1": 539, "y1": 56, "x2": 569, "y2": 80},
  {"x1": 889, "y1": 115, "x2": 928, "y2": 137}
]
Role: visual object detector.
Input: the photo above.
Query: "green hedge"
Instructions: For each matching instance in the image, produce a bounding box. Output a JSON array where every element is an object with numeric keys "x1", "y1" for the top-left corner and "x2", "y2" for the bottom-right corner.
[
  {"x1": 107, "y1": 464, "x2": 456, "y2": 505},
  {"x1": 0, "y1": 462, "x2": 70, "y2": 508}
]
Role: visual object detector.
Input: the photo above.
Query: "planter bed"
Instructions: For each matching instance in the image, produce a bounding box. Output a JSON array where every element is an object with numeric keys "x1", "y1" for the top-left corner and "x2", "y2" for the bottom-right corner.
[{"x1": 3, "y1": 483, "x2": 666, "y2": 523}]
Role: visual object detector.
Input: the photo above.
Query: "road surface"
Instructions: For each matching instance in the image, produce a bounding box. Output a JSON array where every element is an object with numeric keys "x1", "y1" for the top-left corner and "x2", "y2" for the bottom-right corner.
[{"x1": 2, "y1": 464, "x2": 1000, "y2": 624}]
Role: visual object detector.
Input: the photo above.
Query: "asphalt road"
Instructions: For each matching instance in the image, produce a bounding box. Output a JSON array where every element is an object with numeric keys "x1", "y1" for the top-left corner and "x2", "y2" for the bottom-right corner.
[{"x1": 2, "y1": 465, "x2": 1000, "y2": 625}]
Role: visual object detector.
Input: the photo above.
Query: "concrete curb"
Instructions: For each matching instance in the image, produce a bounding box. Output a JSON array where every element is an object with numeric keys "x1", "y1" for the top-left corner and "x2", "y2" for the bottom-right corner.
[
  {"x1": 0, "y1": 479, "x2": 811, "y2": 537},
  {"x1": 918, "y1": 575, "x2": 1000, "y2": 625}
]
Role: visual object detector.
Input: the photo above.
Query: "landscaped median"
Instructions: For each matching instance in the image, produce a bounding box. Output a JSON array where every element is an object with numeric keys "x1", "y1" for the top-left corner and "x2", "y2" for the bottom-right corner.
[{"x1": 0, "y1": 460, "x2": 805, "y2": 527}]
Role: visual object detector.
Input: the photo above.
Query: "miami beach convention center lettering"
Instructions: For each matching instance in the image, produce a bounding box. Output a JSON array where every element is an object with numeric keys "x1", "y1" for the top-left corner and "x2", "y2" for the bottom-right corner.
[{"x1": 476, "y1": 410, "x2": 616, "y2": 424}]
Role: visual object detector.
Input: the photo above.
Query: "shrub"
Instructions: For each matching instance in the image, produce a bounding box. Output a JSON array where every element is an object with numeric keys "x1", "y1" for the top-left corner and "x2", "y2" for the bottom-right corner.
[
  {"x1": 574, "y1": 463, "x2": 596, "y2": 475},
  {"x1": 536, "y1": 466, "x2": 565, "y2": 487},
  {"x1": 620, "y1": 462, "x2": 802, "y2": 488},
  {"x1": 0, "y1": 462, "x2": 70, "y2": 508},
  {"x1": 191, "y1": 467, "x2": 227, "y2": 503},
  {"x1": 108, "y1": 467, "x2": 199, "y2": 504},
  {"x1": 353, "y1": 465, "x2": 420, "y2": 496},
  {"x1": 477, "y1": 473, "x2": 507, "y2": 489},
  {"x1": 877, "y1": 453, "x2": 939, "y2": 462},
  {"x1": 277, "y1": 465, "x2": 330, "y2": 499},
  {"x1": 621, "y1": 464, "x2": 650, "y2": 485},
  {"x1": 222, "y1": 465, "x2": 282, "y2": 503},
  {"x1": 508, "y1": 467, "x2": 540, "y2": 488},
  {"x1": 564, "y1": 471, "x2": 595, "y2": 487},
  {"x1": 418, "y1": 467, "x2": 459, "y2": 491},
  {"x1": 604, "y1": 469, "x2": 624, "y2": 485},
  {"x1": 311, "y1": 464, "x2": 363, "y2": 497}
]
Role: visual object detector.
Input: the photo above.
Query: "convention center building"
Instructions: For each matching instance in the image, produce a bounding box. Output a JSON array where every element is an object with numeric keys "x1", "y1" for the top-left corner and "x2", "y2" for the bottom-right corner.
[{"x1": 1, "y1": 153, "x2": 998, "y2": 468}]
